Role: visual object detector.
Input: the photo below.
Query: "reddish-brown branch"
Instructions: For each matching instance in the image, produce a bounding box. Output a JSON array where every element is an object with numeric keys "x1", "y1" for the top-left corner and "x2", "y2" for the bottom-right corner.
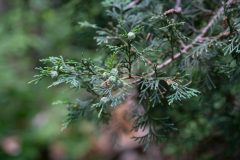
[
  {"x1": 208, "y1": 31, "x2": 231, "y2": 40},
  {"x1": 164, "y1": 0, "x2": 182, "y2": 15}
]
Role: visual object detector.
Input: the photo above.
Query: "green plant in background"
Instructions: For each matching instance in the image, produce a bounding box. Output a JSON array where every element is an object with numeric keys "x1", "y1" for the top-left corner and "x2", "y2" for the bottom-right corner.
[
  {"x1": 0, "y1": 0, "x2": 104, "y2": 159},
  {"x1": 31, "y1": 0, "x2": 240, "y2": 152}
]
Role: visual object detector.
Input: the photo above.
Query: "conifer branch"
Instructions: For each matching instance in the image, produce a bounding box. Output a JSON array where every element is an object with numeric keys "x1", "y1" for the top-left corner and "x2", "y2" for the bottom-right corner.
[
  {"x1": 155, "y1": 0, "x2": 234, "y2": 71},
  {"x1": 30, "y1": 0, "x2": 240, "y2": 150}
]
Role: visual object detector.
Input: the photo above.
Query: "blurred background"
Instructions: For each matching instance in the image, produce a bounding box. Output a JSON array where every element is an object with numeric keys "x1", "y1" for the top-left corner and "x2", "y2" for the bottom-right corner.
[
  {"x1": 0, "y1": 0, "x2": 239, "y2": 160},
  {"x1": 0, "y1": 0, "x2": 105, "y2": 159}
]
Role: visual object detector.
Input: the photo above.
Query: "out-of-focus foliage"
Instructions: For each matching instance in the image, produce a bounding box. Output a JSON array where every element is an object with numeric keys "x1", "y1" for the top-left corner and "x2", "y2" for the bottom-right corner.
[{"x1": 0, "y1": 0, "x2": 104, "y2": 159}]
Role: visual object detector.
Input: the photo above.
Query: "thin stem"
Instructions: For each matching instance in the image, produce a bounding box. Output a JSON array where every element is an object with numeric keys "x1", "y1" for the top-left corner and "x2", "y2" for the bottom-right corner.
[
  {"x1": 99, "y1": 27, "x2": 128, "y2": 46},
  {"x1": 127, "y1": 42, "x2": 132, "y2": 78}
]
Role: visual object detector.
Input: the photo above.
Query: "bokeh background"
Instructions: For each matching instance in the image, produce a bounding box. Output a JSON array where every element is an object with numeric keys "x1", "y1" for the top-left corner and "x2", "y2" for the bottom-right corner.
[
  {"x1": 0, "y1": 0, "x2": 105, "y2": 159},
  {"x1": 0, "y1": 0, "x2": 240, "y2": 160}
]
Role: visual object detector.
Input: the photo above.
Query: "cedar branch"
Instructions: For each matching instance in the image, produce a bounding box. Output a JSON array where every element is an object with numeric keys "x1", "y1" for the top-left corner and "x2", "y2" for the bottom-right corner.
[{"x1": 155, "y1": 0, "x2": 234, "y2": 71}]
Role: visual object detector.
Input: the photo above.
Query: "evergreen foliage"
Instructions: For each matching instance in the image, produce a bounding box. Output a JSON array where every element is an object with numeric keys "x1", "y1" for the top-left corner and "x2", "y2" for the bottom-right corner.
[{"x1": 31, "y1": 0, "x2": 240, "y2": 149}]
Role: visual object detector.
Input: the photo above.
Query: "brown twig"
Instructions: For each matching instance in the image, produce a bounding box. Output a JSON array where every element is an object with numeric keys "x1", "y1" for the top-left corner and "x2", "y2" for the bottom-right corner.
[
  {"x1": 210, "y1": 31, "x2": 231, "y2": 39},
  {"x1": 154, "y1": 0, "x2": 234, "y2": 71},
  {"x1": 124, "y1": 0, "x2": 142, "y2": 11},
  {"x1": 164, "y1": 0, "x2": 182, "y2": 15}
]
